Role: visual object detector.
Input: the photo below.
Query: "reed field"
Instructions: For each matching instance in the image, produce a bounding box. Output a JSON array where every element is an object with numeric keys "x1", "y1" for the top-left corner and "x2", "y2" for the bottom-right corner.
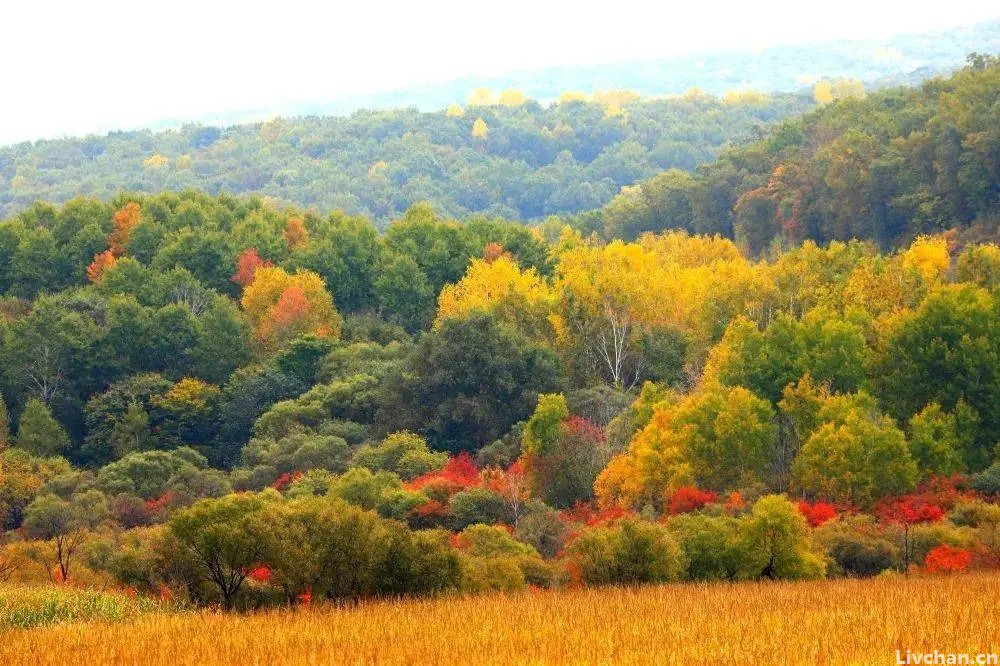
[{"x1": 0, "y1": 573, "x2": 996, "y2": 665}]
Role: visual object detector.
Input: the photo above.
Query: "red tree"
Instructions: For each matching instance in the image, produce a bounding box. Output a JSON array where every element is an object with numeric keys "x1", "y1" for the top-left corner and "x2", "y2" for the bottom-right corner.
[{"x1": 232, "y1": 248, "x2": 272, "y2": 287}]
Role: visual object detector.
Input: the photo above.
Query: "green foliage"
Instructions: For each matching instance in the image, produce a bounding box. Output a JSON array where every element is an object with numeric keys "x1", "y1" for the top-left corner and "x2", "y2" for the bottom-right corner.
[
  {"x1": 352, "y1": 431, "x2": 447, "y2": 481},
  {"x1": 566, "y1": 518, "x2": 686, "y2": 586},
  {"x1": 16, "y1": 399, "x2": 70, "y2": 458},
  {"x1": 737, "y1": 495, "x2": 825, "y2": 580}
]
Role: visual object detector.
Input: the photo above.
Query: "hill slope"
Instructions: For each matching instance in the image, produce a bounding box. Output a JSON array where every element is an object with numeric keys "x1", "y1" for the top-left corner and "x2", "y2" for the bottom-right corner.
[{"x1": 0, "y1": 94, "x2": 811, "y2": 224}]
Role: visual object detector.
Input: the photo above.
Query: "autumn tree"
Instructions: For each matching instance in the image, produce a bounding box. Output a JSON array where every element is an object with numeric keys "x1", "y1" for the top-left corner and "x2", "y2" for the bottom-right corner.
[
  {"x1": 283, "y1": 218, "x2": 309, "y2": 250},
  {"x1": 241, "y1": 267, "x2": 342, "y2": 350},
  {"x1": 108, "y1": 201, "x2": 141, "y2": 256},
  {"x1": 86, "y1": 250, "x2": 116, "y2": 283},
  {"x1": 232, "y1": 248, "x2": 273, "y2": 287}
]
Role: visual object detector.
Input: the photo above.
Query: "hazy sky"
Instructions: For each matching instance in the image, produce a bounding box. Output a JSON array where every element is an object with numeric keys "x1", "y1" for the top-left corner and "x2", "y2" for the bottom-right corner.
[{"x1": 1, "y1": 0, "x2": 997, "y2": 145}]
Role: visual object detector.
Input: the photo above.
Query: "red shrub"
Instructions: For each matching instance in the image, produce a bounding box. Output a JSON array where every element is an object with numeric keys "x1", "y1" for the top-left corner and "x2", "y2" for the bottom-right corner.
[
  {"x1": 797, "y1": 501, "x2": 838, "y2": 527},
  {"x1": 667, "y1": 487, "x2": 718, "y2": 515},
  {"x1": 560, "y1": 501, "x2": 633, "y2": 527},
  {"x1": 270, "y1": 471, "x2": 303, "y2": 492},
  {"x1": 924, "y1": 545, "x2": 972, "y2": 574}
]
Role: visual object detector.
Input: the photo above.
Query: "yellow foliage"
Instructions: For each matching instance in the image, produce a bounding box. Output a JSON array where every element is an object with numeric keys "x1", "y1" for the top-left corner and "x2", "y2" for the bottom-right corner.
[
  {"x1": 435, "y1": 255, "x2": 554, "y2": 339},
  {"x1": 467, "y1": 88, "x2": 495, "y2": 107},
  {"x1": 902, "y1": 235, "x2": 950, "y2": 284},
  {"x1": 153, "y1": 378, "x2": 220, "y2": 411},
  {"x1": 142, "y1": 154, "x2": 169, "y2": 169},
  {"x1": 445, "y1": 104, "x2": 464, "y2": 117},
  {"x1": 595, "y1": 404, "x2": 693, "y2": 509},
  {"x1": 498, "y1": 89, "x2": 527, "y2": 107},
  {"x1": 175, "y1": 155, "x2": 193, "y2": 170},
  {"x1": 813, "y1": 80, "x2": 834, "y2": 105},
  {"x1": 471, "y1": 117, "x2": 489, "y2": 140},
  {"x1": 722, "y1": 90, "x2": 769, "y2": 105},
  {"x1": 558, "y1": 91, "x2": 588, "y2": 104}
]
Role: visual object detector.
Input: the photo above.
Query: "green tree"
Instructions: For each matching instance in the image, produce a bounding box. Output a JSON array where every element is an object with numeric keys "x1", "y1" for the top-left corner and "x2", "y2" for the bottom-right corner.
[
  {"x1": 738, "y1": 495, "x2": 824, "y2": 580},
  {"x1": 16, "y1": 399, "x2": 70, "y2": 457}
]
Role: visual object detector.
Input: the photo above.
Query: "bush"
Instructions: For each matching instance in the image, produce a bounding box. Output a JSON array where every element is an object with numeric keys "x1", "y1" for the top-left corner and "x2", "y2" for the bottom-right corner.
[
  {"x1": 666, "y1": 513, "x2": 743, "y2": 581},
  {"x1": 814, "y1": 515, "x2": 899, "y2": 577},
  {"x1": 565, "y1": 518, "x2": 686, "y2": 586},
  {"x1": 449, "y1": 488, "x2": 507, "y2": 530}
]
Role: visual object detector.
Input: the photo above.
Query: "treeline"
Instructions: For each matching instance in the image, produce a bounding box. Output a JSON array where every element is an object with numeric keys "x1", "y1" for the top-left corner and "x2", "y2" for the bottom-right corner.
[
  {"x1": 0, "y1": 92, "x2": 812, "y2": 223},
  {"x1": 564, "y1": 56, "x2": 1000, "y2": 252},
  {"x1": 0, "y1": 184, "x2": 998, "y2": 604}
]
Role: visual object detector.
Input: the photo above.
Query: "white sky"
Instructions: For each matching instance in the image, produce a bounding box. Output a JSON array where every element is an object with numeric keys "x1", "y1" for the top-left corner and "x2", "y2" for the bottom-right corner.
[{"x1": 1, "y1": 0, "x2": 997, "y2": 145}]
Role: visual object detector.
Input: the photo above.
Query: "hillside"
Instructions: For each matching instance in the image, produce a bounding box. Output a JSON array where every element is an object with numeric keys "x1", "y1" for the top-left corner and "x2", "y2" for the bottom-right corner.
[
  {"x1": 569, "y1": 55, "x2": 1000, "y2": 251},
  {"x1": 0, "y1": 93, "x2": 811, "y2": 223}
]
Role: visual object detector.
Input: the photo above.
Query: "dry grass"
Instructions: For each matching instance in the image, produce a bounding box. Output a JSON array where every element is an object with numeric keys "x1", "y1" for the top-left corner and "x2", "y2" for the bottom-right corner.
[{"x1": 1, "y1": 573, "x2": 997, "y2": 665}]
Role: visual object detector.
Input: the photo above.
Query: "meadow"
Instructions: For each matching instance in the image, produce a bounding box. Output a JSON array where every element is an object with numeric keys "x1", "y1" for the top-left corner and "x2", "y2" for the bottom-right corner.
[{"x1": 1, "y1": 573, "x2": 996, "y2": 665}]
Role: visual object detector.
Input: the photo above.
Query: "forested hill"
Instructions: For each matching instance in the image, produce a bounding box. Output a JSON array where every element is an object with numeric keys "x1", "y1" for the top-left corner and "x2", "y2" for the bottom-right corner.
[
  {"x1": 567, "y1": 56, "x2": 1000, "y2": 252},
  {"x1": 0, "y1": 92, "x2": 812, "y2": 223}
]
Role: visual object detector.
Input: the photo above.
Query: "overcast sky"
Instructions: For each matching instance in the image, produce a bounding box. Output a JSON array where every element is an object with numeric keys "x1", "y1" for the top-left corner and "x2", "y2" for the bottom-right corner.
[{"x1": 1, "y1": 0, "x2": 997, "y2": 145}]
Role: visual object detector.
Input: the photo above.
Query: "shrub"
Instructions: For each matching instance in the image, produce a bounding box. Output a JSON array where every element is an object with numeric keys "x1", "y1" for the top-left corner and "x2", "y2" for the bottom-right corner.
[{"x1": 565, "y1": 518, "x2": 686, "y2": 586}]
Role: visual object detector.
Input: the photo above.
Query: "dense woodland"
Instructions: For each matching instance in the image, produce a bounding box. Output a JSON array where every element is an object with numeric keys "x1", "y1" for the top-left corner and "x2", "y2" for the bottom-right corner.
[
  {"x1": 563, "y1": 54, "x2": 1000, "y2": 251},
  {"x1": 0, "y1": 92, "x2": 812, "y2": 223},
  {"x1": 0, "y1": 60, "x2": 997, "y2": 608}
]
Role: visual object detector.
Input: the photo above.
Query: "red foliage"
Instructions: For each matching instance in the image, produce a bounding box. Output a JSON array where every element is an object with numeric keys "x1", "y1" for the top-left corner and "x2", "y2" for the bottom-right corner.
[
  {"x1": 158, "y1": 583, "x2": 173, "y2": 602},
  {"x1": 876, "y1": 496, "x2": 946, "y2": 526},
  {"x1": 122, "y1": 586, "x2": 137, "y2": 598},
  {"x1": 296, "y1": 586, "x2": 312, "y2": 605},
  {"x1": 797, "y1": 501, "x2": 838, "y2": 527},
  {"x1": 232, "y1": 248, "x2": 273, "y2": 287},
  {"x1": 270, "y1": 471, "x2": 304, "y2": 492},
  {"x1": 924, "y1": 545, "x2": 972, "y2": 574},
  {"x1": 146, "y1": 491, "x2": 182, "y2": 517},
  {"x1": 563, "y1": 415, "x2": 605, "y2": 443},
  {"x1": 560, "y1": 501, "x2": 633, "y2": 527},
  {"x1": 667, "y1": 486, "x2": 718, "y2": 515},
  {"x1": 723, "y1": 491, "x2": 747, "y2": 514},
  {"x1": 912, "y1": 475, "x2": 975, "y2": 511},
  {"x1": 247, "y1": 565, "x2": 272, "y2": 584},
  {"x1": 270, "y1": 286, "x2": 310, "y2": 331},
  {"x1": 407, "y1": 499, "x2": 452, "y2": 529},
  {"x1": 408, "y1": 452, "x2": 480, "y2": 493},
  {"x1": 482, "y1": 242, "x2": 507, "y2": 263}
]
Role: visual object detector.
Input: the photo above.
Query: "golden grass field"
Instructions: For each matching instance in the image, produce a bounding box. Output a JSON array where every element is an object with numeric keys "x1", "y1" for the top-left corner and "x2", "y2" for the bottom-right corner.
[{"x1": 0, "y1": 573, "x2": 997, "y2": 665}]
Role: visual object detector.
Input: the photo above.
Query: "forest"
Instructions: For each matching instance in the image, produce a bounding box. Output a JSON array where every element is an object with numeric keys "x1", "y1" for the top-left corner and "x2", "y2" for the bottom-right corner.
[
  {"x1": 0, "y1": 91, "x2": 812, "y2": 223},
  {"x1": 0, "y1": 59, "x2": 996, "y2": 610}
]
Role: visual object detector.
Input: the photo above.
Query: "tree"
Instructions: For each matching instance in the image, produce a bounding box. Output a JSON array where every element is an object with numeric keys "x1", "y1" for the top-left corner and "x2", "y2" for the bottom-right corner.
[
  {"x1": 791, "y1": 393, "x2": 917, "y2": 506},
  {"x1": 24, "y1": 490, "x2": 108, "y2": 582},
  {"x1": 908, "y1": 403, "x2": 965, "y2": 480},
  {"x1": 108, "y1": 401, "x2": 153, "y2": 458},
  {"x1": 0, "y1": 395, "x2": 9, "y2": 448},
  {"x1": 283, "y1": 218, "x2": 309, "y2": 250},
  {"x1": 108, "y1": 201, "x2": 141, "y2": 257},
  {"x1": 874, "y1": 284, "x2": 999, "y2": 470},
  {"x1": 86, "y1": 250, "x2": 116, "y2": 283},
  {"x1": 738, "y1": 495, "x2": 824, "y2": 580},
  {"x1": 16, "y1": 399, "x2": 70, "y2": 457},
  {"x1": 167, "y1": 493, "x2": 268, "y2": 607},
  {"x1": 471, "y1": 117, "x2": 489, "y2": 141},
  {"x1": 241, "y1": 266, "x2": 342, "y2": 350},
  {"x1": 379, "y1": 312, "x2": 564, "y2": 452},
  {"x1": 231, "y1": 248, "x2": 272, "y2": 287}
]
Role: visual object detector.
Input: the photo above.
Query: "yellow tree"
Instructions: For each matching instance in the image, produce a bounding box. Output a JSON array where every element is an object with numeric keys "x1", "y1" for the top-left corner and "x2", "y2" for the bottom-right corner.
[
  {"x1": 445, "y1": 104, "x2": 464, "y2": 117},
  {"x1": 241, "y1": 267, "x2": 342, "y2": 350},
  {"x1": 498, "y1": 88, "x2": 527, "y2": 106},
  {"x1": 471, "y1": 117, "x2": 489, "y2": 141},
  {"x1": 435, "y1": 254, "x2": 555, "y2": 340},
  {"x1": 467, "y1": 88, "x2": 495, "y2": 106}
]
